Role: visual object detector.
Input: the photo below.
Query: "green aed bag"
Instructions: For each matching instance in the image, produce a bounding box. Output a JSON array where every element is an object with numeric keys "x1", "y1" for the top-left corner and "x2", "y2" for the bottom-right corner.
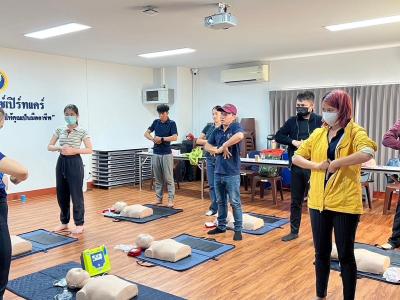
[{"x1": 80, "y1": 245, "x2": 111, "y2": 277}]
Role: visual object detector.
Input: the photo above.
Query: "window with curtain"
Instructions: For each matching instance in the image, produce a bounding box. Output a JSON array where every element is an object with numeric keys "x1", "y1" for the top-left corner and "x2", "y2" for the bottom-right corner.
[
  {"x1": 269, "y1": 84, "x2": 400, "y2": 191},
  {"x1": 269, "y1": 87, "x2": 357, "y2": 134},
  {"x1": 357, "y1": 84, "x2": 400, "y2": 191}
]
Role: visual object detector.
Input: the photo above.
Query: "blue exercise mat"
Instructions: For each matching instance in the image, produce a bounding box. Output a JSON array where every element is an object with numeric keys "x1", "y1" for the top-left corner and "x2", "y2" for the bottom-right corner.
[
  {"x1": 137, "y1": 234, "x2": 235, "y2": 271},
  {"x1": 104, "y1": 204, "x2": 183, "y2": 224},
  {"x1": 330, "y1": 242, "x2": 400, "y2": 285},
  {"x1": 7, "y1": 262, "x2": 186, "y2": 300},
  {"x1": 226, "y1": 213, "x2": 288, "y2": 235},
  {"x1": 12, "y1": 229, "x2": 78, "y2": 260}
]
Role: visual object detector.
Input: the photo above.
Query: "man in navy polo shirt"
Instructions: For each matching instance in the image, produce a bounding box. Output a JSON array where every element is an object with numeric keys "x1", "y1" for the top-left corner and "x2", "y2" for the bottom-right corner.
[
  {"x1": 144, "y1": 104, "x2": 178, "y2": 207},
  {"x1": 205, "y1": 104, "x2": 244, "y2": 241}
]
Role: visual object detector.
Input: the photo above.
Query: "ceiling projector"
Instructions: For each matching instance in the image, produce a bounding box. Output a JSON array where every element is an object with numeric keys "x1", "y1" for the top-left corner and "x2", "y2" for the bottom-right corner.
[{"x1": 204, "y1": 3, "x2": 238, "y2": 30}]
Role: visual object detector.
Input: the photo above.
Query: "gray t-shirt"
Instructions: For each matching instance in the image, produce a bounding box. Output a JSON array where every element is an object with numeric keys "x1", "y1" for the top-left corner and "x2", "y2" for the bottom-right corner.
[{"x1": 55, "y1": 127, "x2": 89, "y2": 149}]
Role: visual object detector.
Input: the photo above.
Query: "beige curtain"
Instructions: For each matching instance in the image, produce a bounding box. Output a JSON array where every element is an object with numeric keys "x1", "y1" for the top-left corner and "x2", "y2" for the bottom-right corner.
[
  {"x1": 269, "y1": 87, "x2": 357, "y2": 133},
  {"x1": 357, "y1": 84, "x2": 400, "y2": 191},
  {"x1": 269, "y1": 84, "x2": 400, "y2": 191}
]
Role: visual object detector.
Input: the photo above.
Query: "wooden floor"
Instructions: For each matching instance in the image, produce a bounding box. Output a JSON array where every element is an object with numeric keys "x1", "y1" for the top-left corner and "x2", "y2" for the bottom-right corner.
[{"x1": 4, "y1": 181, "x2": 400, "y2": 300}]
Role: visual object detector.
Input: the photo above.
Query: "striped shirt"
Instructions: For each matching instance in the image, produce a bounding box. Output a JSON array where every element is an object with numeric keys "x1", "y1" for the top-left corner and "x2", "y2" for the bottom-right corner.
[{"x1": 55, "y1": 127, "x2": 89, "y2": 149}]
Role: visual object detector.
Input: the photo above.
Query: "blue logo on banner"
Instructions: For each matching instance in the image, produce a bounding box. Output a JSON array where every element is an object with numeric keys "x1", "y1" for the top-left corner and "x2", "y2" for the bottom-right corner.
[{"x1": 0, "y1": 70, "x2": 8, "y2": 94}]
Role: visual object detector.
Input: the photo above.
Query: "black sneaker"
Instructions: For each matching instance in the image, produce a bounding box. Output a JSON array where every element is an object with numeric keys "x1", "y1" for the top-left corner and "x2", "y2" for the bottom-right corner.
[
  {"x1": 233, "y1": 231, "x2": 242, "y2": 241},
  {"x1": 207, "y1": 227, "x2": 226, "y2": 235},
  {"x1": 281, "y1": 233, "x2": 298, "y2": 242}
]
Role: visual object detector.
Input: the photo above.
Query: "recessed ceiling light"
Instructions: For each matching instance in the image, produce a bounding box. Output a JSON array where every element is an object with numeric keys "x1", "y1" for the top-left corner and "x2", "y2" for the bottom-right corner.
[
  {"x1": 24, "y1": 23, "x2": 91, "y2": 39},
  {"x1": 142, "y1": 6, "x2": 159, "y2": 16},
  {"x1": 138, "y1": 48, "x2": 196, "y2": 58},
  {"x1": 325, "y1": 15, "x2": 400, "y2": 31}
]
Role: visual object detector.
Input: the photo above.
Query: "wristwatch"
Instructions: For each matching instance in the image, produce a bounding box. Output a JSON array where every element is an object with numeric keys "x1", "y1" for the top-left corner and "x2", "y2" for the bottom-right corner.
[{"x1": 161, "y1": 137, "x2": 164, "y2": 143}]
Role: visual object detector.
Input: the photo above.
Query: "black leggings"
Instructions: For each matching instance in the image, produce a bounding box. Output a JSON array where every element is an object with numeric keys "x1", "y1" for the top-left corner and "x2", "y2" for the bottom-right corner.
[
  {"x1": 56, "y1": 155, "x2": 85, "y2": 225},
  {"x1": 309, "y1": 209, "x2": 360, "y2": 300},
  {"x1": 0, "y1": 199, "x2": 11, "y2": 300}
]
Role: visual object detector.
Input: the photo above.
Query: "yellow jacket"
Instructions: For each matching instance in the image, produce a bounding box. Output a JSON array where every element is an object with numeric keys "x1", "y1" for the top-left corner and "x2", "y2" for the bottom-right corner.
[{"x1": 295, "y1": 121, "x2": 377, "y2": 214}]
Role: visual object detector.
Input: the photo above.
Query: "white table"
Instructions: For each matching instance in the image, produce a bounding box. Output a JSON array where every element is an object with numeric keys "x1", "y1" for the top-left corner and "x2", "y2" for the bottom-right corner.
[
  {"x1": 138, "y1": 152, "x2": 206, "y2": 199},
  {"x1": 138, "y1": 153, "x2": 400, "y2": 201},
  {"x1": 240, "y1": 158, "x2": 400, "y2": 174}
]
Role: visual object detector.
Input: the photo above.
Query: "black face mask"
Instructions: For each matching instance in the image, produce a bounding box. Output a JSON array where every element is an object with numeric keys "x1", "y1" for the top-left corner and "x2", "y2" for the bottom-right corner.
[{"x1": 296, "y1": 107, "x2": 310, "y2": 117}]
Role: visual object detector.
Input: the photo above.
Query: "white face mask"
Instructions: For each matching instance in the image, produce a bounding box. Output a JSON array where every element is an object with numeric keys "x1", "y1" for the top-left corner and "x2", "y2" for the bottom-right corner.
[{"x1": 323, "y1": 112, "x2": 338, "y2": 127}]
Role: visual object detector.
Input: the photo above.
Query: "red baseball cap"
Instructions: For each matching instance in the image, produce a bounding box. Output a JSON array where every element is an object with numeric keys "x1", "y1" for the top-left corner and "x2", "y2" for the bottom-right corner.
[{"x1": 218, "y1": 103, "x2": 237, "y2": 115}]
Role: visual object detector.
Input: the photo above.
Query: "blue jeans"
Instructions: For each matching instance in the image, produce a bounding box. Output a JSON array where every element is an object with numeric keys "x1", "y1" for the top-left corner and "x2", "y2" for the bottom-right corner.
[
  {"x1": 206, "y1": 157, "x2": 218, "y2": 213},
  {"x1": 215, "y1": 174, "x2": 243, "y2": 232}
]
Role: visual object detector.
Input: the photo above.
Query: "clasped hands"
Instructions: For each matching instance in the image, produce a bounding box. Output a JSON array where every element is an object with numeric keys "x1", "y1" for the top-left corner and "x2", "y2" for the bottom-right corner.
[
  {"x1": 316, "y1": 159, "x2": 341, "y2": 173},
  {"x1": 58, "y1": 145, "x2": 77, "y2": 156},
  {"x1": 208, "y1": 143, "x2": 231, "y2": 159},
  {"x1": 153, "y1": 136, "x2": 164, "y2": 144}
]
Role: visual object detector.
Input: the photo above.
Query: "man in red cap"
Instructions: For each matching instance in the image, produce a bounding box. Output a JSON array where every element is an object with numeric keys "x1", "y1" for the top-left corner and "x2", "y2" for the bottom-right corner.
[{"x1": 205, "y1": 103, "x2": 244, "y2": 241}]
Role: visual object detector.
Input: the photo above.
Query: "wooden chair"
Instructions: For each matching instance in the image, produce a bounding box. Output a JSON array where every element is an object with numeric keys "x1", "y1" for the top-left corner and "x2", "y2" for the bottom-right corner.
[
  {"x1": 383, "y1": 175, "x2": 400, "y2": 215},
  {"x1": 251, "y1": 175, "x2": 284, "y2": 205},
  {"x1": 361, "y1": 172, "x2": 373, "y2": 209},
  {"x1": 240, "y1": 150, "x2": 261, "y2": 195}
]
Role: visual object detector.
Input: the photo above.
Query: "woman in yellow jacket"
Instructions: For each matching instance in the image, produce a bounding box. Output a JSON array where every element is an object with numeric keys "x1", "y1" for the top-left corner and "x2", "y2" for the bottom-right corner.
[{"x1": 293, "y1": 90, "x2": 377, "y2": 300}]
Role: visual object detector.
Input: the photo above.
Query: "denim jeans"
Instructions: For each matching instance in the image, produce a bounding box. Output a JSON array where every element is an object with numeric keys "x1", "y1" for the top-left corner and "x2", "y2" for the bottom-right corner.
[
  {"x1": 206, "y1": 157, "x2": 218, "y2": 213},
  {"x1": 215, "y1": 174, "x2": 243, "y2": 232}
]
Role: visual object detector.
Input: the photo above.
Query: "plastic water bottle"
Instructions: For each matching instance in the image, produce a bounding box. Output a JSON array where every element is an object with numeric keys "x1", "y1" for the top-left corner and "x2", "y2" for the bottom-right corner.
[{"x1": 21, "y1": 195, "x2": 27, "y2": 203}]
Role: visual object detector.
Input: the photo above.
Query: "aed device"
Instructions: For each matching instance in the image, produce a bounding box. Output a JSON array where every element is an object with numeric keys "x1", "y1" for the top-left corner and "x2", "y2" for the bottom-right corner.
[{"x1": 81, "y1": 245, "x2": 111, "y2": 276}]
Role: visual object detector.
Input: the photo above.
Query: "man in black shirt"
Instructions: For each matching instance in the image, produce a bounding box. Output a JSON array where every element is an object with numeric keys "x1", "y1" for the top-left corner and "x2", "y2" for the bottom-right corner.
[{"x1": 275, "y1": 91, "x2": 323, "y2": 241}]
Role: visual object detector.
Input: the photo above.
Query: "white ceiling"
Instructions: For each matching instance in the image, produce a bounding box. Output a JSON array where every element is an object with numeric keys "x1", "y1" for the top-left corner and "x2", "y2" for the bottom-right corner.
[{"x1": 1, "y1": 0, "x2": 399, "y2": 68}]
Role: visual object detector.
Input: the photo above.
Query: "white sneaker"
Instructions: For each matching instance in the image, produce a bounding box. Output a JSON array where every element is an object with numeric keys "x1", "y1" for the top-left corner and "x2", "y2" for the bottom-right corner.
[{"x1": 205, "y1": 210, "x2": 216, "y2": 216}]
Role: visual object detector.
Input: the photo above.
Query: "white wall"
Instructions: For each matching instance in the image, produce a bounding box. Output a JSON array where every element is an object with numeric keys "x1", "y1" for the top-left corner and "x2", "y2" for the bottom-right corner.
[
  {"x1": 152, "y1": 67, "x2": 193, "y2": 140},
  {"x1": 1, "y1": 45, "x2": 399, "y2": 193},
  {"x1": 86, "y1": 60, "x2": 154, "y2": 150},
  {"x1": 174, "y1": 67, "x2": 193, "y2": 138},
  {"x1": 0, "y1": 47, "x2": 155, "y2": 193},
  {"x1": 193, "y1": 46, "x2": 400, "y2": 149},
  {"x1": 192, "y1": 68, "x2": 269, "y2": 150},
  {"x1": 269, "y1": 47, "x2": 400, "y2": 90}
]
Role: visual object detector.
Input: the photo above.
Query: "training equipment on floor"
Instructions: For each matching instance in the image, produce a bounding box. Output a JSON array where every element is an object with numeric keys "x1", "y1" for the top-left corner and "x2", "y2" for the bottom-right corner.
[
  {"x1": 11, "y1": 235, "x2": 33, "y2": 256},
  {"x1": 136, "y1": 233, "x2": 235, "y2": 271},
  {"x1": 11, "y1": 229, "x2": 78, "y2": 260},
  {"x1": 77, "y1": 275, "x2": 138, "y2": 300},
  {"x1": 144, "y1": 239, "x2": 192, "y2": 262},
  {"x1": 6, "y1": 262, "x2": 186, "y2": 300},
  {"x1": 120, "y1": 204, "x2": 153, "y2": 219},
  {"x1": 104, "y1": 204, "x2": 183, "y2": 224},
  {"x1": 330, "y1": 242, "x2": 400, "y2": 284},
  {"x1": 135, "y1": 234, "x2": 154, "y2": 249},
  {"x1": 225, "y1": 213, "x2": 288, "y2": 235},
  {"x1": 111, "y1": 201, "x2": 128, "y2": 213},
  {"x1": 80, "y1": 245, "x2": 111, "y2": 277},
  {"x1": 66, "y1": 268, "x2": 90, "y2": 289}
]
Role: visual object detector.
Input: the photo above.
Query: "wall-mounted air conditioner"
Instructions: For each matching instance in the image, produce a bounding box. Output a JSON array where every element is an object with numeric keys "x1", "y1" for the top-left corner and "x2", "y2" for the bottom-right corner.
[
  {"x1": 143, "y1": 88, "x2": 174, "y2": 104},
  {"x1": 221, "y1": 65, "x2": 269, "y2": 84}
]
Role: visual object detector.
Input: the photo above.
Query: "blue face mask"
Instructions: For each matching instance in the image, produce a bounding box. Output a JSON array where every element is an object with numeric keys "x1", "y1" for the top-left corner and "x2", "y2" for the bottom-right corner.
[{"x1": 65, "y1": 116, "x2": 77, "y2": 125}]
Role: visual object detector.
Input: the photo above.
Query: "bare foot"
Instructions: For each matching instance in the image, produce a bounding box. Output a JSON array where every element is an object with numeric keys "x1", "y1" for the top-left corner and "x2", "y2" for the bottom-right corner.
[
  {"x1": 154, "y1": 199, "x2": 162, "y2": 206},
  {"x1": 167, "y1": 200, "x2": 174, "y2": 208},
  {"x1": 71, "y1": 225, "x2": 84, "y2": 234},
  {"x1": 54, "y1": 224, "x2": 69, "y2": 232}
]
